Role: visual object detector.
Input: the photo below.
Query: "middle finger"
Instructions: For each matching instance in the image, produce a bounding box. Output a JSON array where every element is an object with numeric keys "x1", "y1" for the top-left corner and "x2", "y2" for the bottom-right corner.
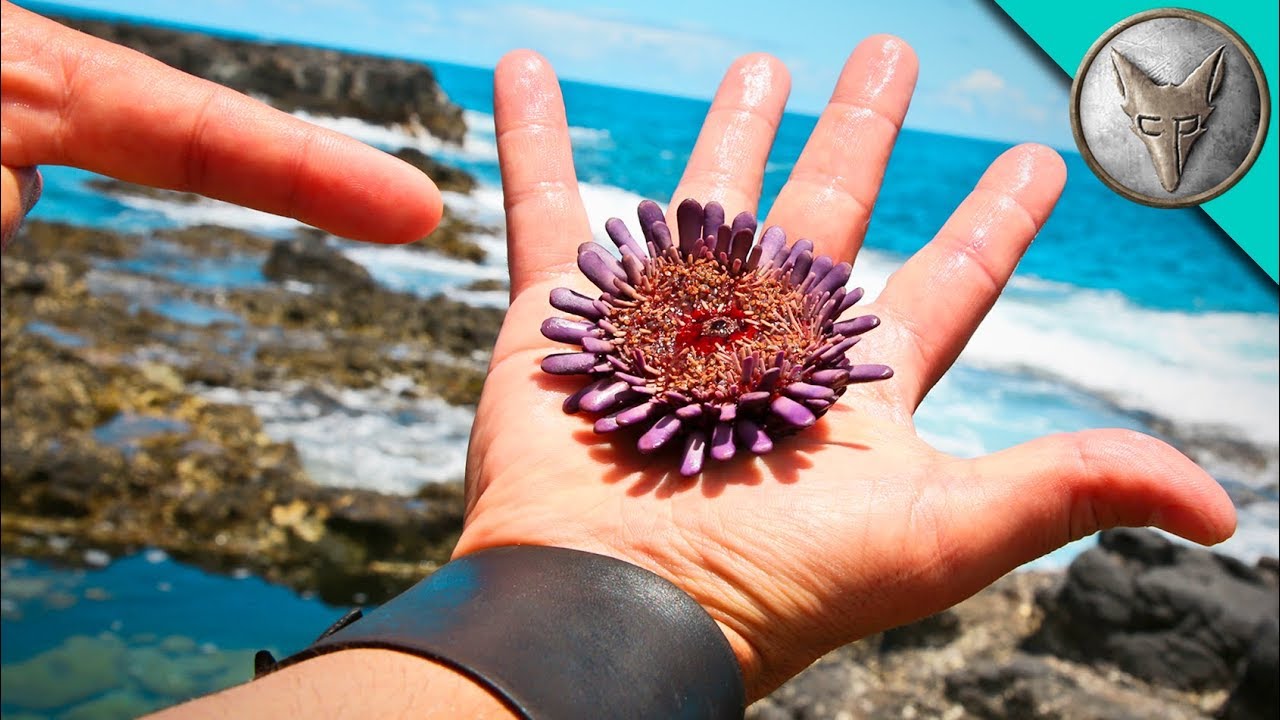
[
  {"x1": 667, "y1": 54, "x2": 791, "y2": 222},
  {"x1": 765, "y1": 36, "x2": 918, "y2": 263}
]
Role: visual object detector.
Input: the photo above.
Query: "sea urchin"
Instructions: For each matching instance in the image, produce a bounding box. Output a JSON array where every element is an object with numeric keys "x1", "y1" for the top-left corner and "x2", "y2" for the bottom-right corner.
[{"x1": 540, "y1": 199, "x2": 892, "y2": 476}]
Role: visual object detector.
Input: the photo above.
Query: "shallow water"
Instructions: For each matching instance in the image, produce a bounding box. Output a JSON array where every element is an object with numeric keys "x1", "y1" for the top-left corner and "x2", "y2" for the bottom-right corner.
[{"x1": 1, "y1": 554, "x2": 349, "y2": 718}]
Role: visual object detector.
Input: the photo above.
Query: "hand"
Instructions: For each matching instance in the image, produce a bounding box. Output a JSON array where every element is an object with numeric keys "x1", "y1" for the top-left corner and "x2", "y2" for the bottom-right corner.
[
  {"x1": 0, "y1": 1, "x2": 442, "y2": 249},
  {"x1": 456, "y1": 42, "x2": 1237, "y2": 699}
]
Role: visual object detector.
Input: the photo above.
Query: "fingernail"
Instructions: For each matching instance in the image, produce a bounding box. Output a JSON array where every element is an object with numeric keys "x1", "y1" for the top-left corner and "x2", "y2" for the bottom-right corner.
[{"x1": 18, "y1": 167, "x2": 43, "y2": 213}]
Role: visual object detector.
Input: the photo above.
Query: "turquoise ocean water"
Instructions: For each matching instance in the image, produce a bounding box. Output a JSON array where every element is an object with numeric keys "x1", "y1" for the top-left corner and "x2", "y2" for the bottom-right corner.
[{"x1": 3, "y1": 33, "x2": 1277, "y2": 717}]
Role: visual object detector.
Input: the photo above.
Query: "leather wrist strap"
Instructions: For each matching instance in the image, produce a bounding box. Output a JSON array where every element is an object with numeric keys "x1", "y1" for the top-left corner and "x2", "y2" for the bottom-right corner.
[{"x1": 255, "y1": 545, "x2": 746, "y2": 719}]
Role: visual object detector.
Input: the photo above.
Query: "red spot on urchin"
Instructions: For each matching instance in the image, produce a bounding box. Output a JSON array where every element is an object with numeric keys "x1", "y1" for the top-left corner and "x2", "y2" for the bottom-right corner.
[
  {"x1": 676, "y1": 306, "x2": 758, "y2": 355},
  {"x1": 540, "y1": 198, "x2": 892, "y2": 476}
]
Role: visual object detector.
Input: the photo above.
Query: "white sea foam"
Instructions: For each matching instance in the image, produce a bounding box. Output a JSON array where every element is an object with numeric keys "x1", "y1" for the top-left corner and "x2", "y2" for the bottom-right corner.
[
  {"x1": 112, "y1": 195, "x2": 303, "y2": 233},
  {"x1": 343, "y1": 243, "x2": 506, "y2": 281},
  {"x1": 442, "y1": 186, "x2": 507, "y2": 229},
  {"x1": 1206, "y1": 502, "x2": 1280, "y2": 564},
  {"x1": 568, "y1": 124, "x2": 613, "y2": 145},
  {"x1": 462, "y1": 110, "x2": 494, "y2": 134},
  {"x1": 292, "y1": 109, "x2": 499, "y2": 161},
  {"x1": 199, "y1": 378, "x2": 474, "y2": 494},
  {"x1": 852, "y1": 248, "x2": 1279, "y2": 450},
  {"x1": 292, "y1": 109, "x2": 612, "y2": 162},
  {"x1": 340, "y1": 243, "x2": 507, "y2": 303},
  {"x1": 580, "y1": 183, "x2": 660, "y2": 245},
  {"x1": 966, "y1": 287, "x2": 1278, "y2": 447},
  {"x1": 450, "y1": 289, "x2": 510, "y2": 308}
]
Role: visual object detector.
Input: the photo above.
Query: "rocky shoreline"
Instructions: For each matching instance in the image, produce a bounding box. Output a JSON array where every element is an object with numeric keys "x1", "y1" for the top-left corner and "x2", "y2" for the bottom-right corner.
[
  {"x1": 752, "y1": 530, "x2": 1277, "y2": 720},
  {"x1": 1, "y1": 216, "x2": 494, "y2": 604},
  {"x1": 7, "y1": 8, "x2": 502, "y2": 607},
  {"x1": 2, "y1": 11, "x2": 1276, "y2": 719},
  {"x1": 56, "y1": 14, "x2": 468, "y2": 142},
  {"x1": 5, "y1": 216, "x2": 1277, "y2": 719}
]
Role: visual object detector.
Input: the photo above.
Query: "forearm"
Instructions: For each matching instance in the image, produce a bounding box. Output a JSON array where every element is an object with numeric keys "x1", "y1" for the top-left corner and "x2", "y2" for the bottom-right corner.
[{"x1": 145, "y1": 649, "x2": 517, "y2": 720}]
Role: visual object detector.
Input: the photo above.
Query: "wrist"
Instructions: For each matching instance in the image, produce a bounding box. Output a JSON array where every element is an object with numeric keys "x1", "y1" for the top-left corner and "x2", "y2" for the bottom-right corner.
[
  {"x1": 455, "y1": 530, "x2": 772, "y2": 697},
  {"x1": 259, "y1": 545, "x2": 746, "y2": 718},
  {"x1": 713, "y1": 618, "x2": 765, "y2": 699}
]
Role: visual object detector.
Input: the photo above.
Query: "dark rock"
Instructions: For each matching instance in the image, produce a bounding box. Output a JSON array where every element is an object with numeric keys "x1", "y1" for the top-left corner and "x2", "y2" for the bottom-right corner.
[
  {"x1": 0, "y1": 431, "x2": 129, "y2": 519},
  {"x1": 86, "y1": 178, "x2": 206, "y2": 206},
  {"x1": 880, "y1": 609, "x2": 962, "y2": 652},
  {"x1": 944, "y1": 653, "x2": 1183, "y2": 720},
  {"x1": 748, "y1": 570, "x2": 1218, "y2": 720},
  {"x1": 405, "y1": 208, "x2": 492, "y2": 262},
  {"x1": 55, "y1": 16, "x2": 466, "y2": 143},
  {"x1": 1027, "y1": 529, "x2": 1279, "y2": 694},
  {"x1": 756, "y1": 652, "x2": 864, "y2": 720},
  {"x1": 392, "y1": 148, "x2": 477, "y2": 193},
  {"x1": 154, "y1": 225, "x2": 278, "y2": 256},
  {"x1": 461, "y1": 279, "x2": 508, "y2": 292},
  {"x1": 1219, "y1": 617, "x2": 1280, "y2": 720},
  {"x1": 262, "y1": 238, "x2": 375, "y2": 291},
  {"x1": 1255, "y1": 556, "x2": 1279, "y2": 587},
  {"x1": 6, "y1": 220, "x2": 135, "y2": 260}
]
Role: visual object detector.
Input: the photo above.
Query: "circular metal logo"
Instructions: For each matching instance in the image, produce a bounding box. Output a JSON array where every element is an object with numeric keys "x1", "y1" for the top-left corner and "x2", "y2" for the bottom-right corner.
[{"x1": 1070, "y1": 9, "x2": 1270, "y2": 208}]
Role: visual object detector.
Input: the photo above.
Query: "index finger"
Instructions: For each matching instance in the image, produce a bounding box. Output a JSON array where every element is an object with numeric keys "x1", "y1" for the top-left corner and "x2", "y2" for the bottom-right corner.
[
  {"x1": 492, "y1": 50, "x2": 592, "y2": 297},
  {"x1": 0, "y1": 3, "x2": 442, "y2": 244}
]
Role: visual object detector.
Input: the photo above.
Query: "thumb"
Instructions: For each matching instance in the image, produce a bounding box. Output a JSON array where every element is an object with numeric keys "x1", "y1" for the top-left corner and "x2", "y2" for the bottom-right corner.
[
  {"x1": 952, "y1": 429, "x2": 1236, "y2": 577},
  {"x1": 1, "y1": 165, "x2": 43, "y2": 250}
]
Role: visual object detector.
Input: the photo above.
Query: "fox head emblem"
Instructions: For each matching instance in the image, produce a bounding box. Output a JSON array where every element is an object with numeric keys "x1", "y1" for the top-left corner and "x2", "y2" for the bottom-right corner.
[{"x1": 1111, "y1": 46, "x2": 1226, "y2": 192}]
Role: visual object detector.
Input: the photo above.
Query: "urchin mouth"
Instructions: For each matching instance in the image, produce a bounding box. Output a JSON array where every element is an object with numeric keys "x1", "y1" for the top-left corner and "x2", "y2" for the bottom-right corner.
[
  {"x1": 540, "y1": 198, "x2": 891, "y2": 476},
  {"x1": 607, "y1": 253, "x2": 817, "y2": 402}
]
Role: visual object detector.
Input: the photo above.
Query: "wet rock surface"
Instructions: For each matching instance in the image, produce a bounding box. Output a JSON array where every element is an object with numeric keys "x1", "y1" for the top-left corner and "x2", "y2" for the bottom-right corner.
[
  {"x1": 1027, "y1": 529, "x2": 1279, "y2": 694},
  {"x1": 0, "y1": 631, "x2": 257, "y2": 718},
  {"x1": 87, "y1": 177, "x2": 495, "y2": 263},
  {"x1": 2, "y1": 218, "x2": 493, "y2": 604},
  {"x1": 748, "y1": 545, "x2": 1277, "y2": 720},
  {"x1": 393, "y1": 147, "x2": 477, "y2": 193}
]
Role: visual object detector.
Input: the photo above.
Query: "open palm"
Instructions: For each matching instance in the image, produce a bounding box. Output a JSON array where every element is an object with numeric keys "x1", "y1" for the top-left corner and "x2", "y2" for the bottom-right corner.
[{"x1": 456, "y1": 41, "x2": 1236, "y2": 699}]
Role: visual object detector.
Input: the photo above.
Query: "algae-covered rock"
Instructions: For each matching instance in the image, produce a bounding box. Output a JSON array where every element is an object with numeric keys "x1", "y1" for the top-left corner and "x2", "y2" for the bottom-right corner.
[
  {"x1": 3, "y1": 199, "x2": 478, "y2": 605},
  {"x1": 158, "y1": 635, "x2": 198, "y2": 656},
  {"x1": 263, "y1": 239, "x2": 375, "y2": 292},
  {"x1": 60, "y1": 689, "x2": 159, "y2": 720},
  {"x1": 410, "y1": 212, "x2": 490, "y2": 262},
  {"x1": 392, "y1": 148, "x2": 477, "y2": 193},
  {"x1": 0, "y1": 634, "x2": 127, "y2": 710},
  {"x1": 127, "y1": 646, "x2": 201, "y2": 699},
  {"x1": 195, "y1": 649, "x2": 257, "y2": 695}
]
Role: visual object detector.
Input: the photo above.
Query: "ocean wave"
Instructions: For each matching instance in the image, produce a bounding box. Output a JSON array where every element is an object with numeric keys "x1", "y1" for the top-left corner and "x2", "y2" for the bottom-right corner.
[
  {"x1": 568, "y1": 124, "x2": 613, "y2": 145},
  {"x1": 292, "y1": 109, "x2": 499, "y2": 161},
  {"x1": 293, "y1": 109, "x2": 614, "y2": 165},
  {"x1": 199, "y1": 378, "x2": 473, "y2": 494},
  {"x1": 580, "y1": 182, "x2": 660, "y2": 245},
  {"x1": 110, "y1": 195, "x2": 303, "y2": 234},
  {"x1": 340, "y1": 243, "x2": 507, "y2": 299},
  {"x1": 851, "y1": 249, "x2": 1279, "y2": 449}
]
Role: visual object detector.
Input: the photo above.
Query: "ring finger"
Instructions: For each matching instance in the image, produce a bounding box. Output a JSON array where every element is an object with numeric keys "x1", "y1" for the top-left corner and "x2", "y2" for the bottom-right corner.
[
  {"x1": 667, "y1": 53, "x2": 791, "y2": 223},
  {"x1": 765, "y1": 35, "x2": 917, "y2": 263}
]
